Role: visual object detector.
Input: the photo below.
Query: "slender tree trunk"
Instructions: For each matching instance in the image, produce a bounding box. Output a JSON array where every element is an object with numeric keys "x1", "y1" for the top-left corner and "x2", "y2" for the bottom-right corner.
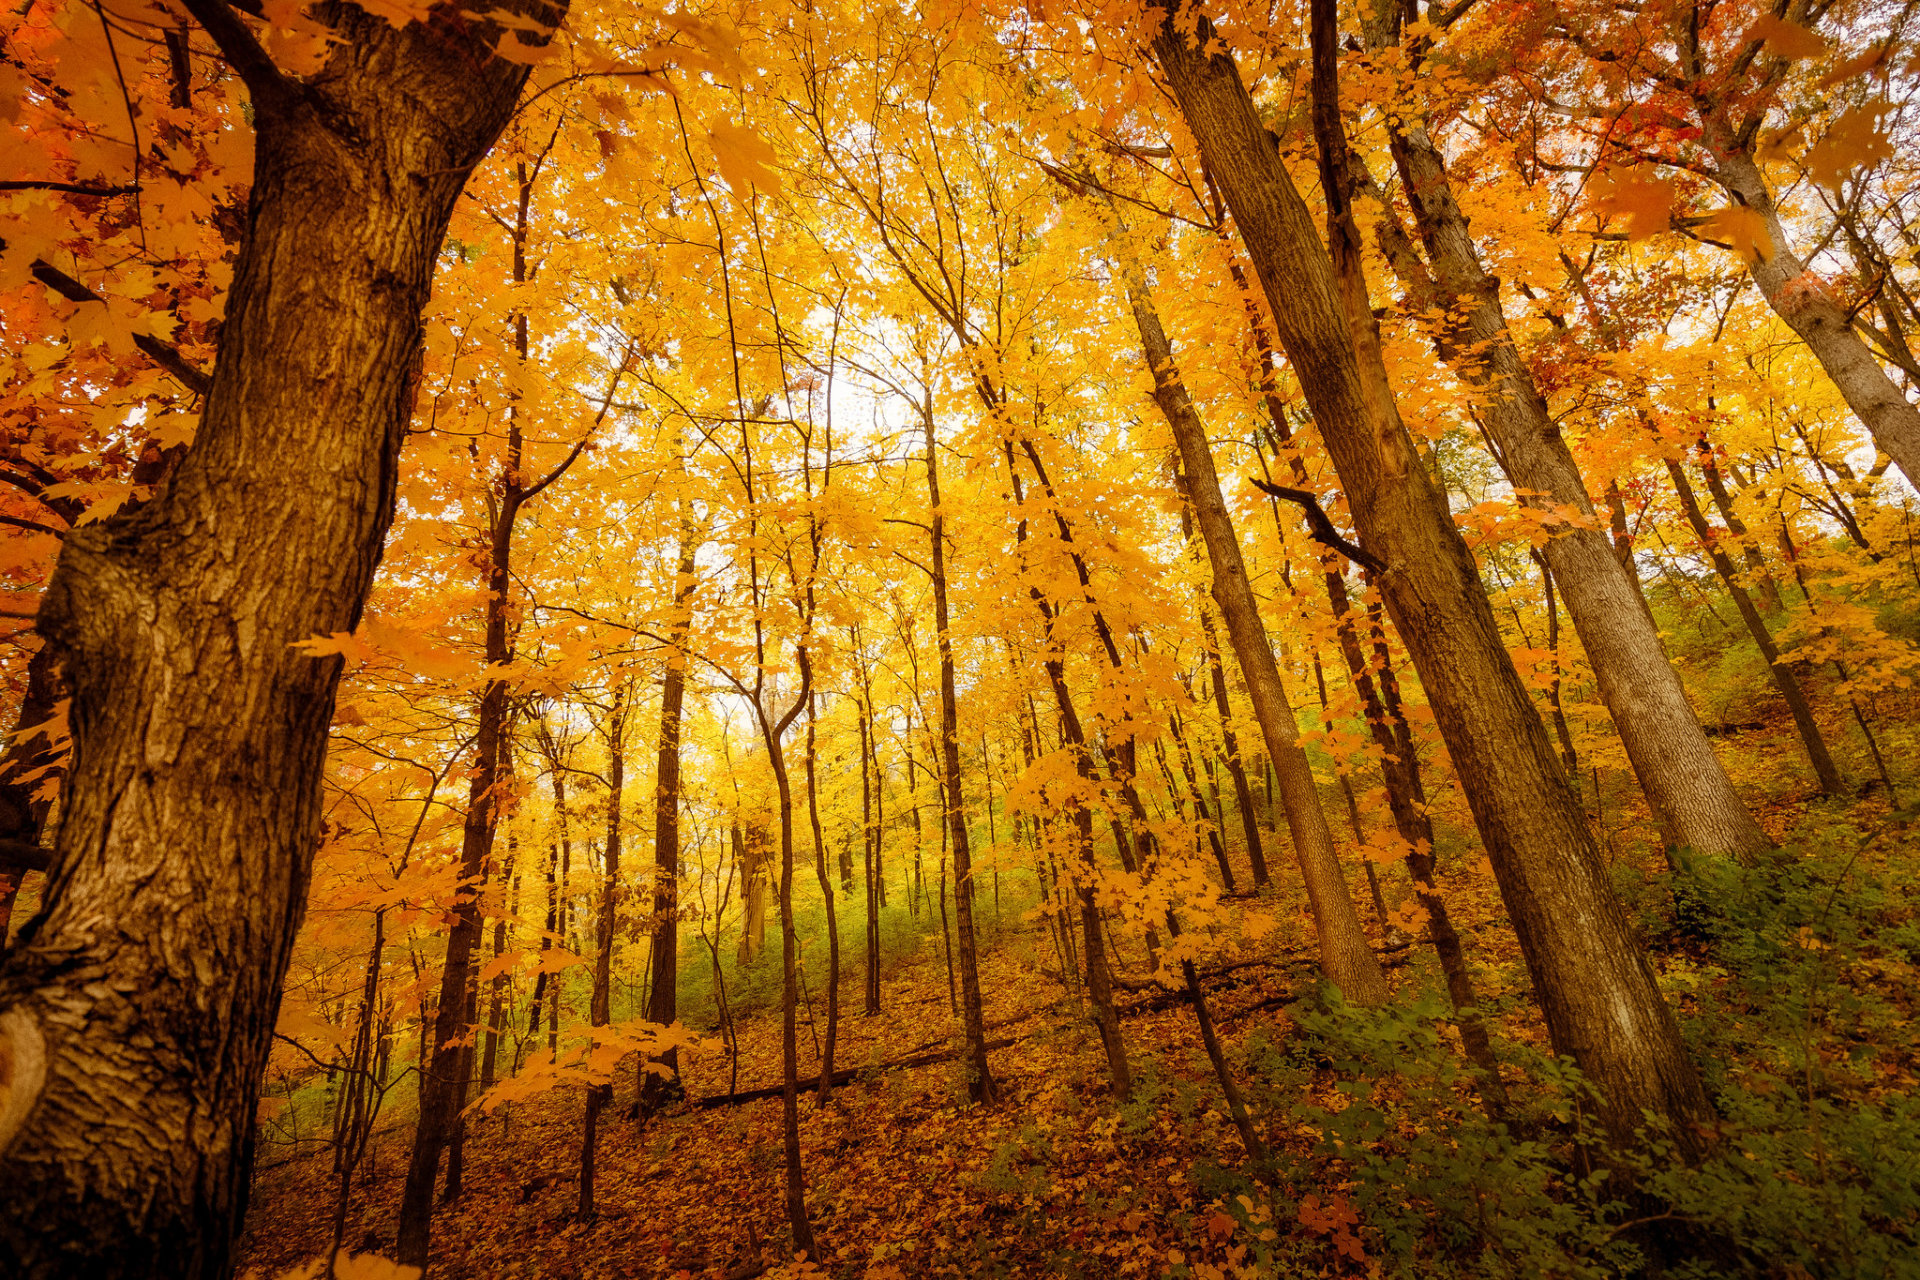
[
  {"x1": 763, "y1": 714, "x2": 819, "y2": 1258},
  {"x1": 579, "y1": 682, "x2": 626, "y2": 1221},
  {"x1": 804, "y1": 696, "x2": 841, "y2": 1105},
  {"x1": 1145, "y1": 0, "x2": 1711, "y2": 1153},
  {"x1": 1665, "y1": 461, "x2": 1844, "y2": 794},
  {"x1": 1196, "y1": 603, "x2": 1268, "y2": 886},
  {"x1": 922, "y1": 403, "x2": 997, "y2": 1103},
  {"x1": 1127, "y1": 277, "x2": 1388, "y2": 1003},
  {"x1": 641, "y1": 521, "x2": 697, "y2": 1110}
]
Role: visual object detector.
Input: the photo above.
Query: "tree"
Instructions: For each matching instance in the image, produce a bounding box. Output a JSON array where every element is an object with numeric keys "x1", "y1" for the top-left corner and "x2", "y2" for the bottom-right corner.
[
  {"x1": 0, "y1": 2, "x2": 561, "y2": 1273},
  {"x1": 1140, "y1": 0, "x2": 1717, "y2": 1154}
]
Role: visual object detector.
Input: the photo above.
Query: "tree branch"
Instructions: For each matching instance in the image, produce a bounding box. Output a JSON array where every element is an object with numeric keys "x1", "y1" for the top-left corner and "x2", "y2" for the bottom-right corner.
[{"x1": 1245, "y1": 477, "x2": 1387, "y2": 573}]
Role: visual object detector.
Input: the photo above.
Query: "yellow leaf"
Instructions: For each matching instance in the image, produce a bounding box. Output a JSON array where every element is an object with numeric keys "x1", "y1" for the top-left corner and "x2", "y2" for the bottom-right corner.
[
  {"x1": 709, "y1": 122, "x2": 782, "y2": 199},
  {"x1": 1700, "y1": 204, "x2": 1773, "y2": 264},
  {"x1": 1818, "y1": 44, "x2": 1890, "y2": 88}
]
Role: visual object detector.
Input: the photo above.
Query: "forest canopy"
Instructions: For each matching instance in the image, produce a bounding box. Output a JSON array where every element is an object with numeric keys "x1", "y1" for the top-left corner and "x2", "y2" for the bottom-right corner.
[{"x1": 2, "y1": 0, "x2": 1919, "y2": 1276}]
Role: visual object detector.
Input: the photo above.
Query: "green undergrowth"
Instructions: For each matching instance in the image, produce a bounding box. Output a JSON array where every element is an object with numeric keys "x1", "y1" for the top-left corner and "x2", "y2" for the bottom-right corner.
[{"x1": 1206, "y1": 830, "x2": 1920, "y2": 1279}]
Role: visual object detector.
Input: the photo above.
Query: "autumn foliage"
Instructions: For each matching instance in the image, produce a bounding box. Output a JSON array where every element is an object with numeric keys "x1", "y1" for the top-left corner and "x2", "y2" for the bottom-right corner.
[{"x1": 3, "y1": 0, "x2": 1919, "y2": 1276}]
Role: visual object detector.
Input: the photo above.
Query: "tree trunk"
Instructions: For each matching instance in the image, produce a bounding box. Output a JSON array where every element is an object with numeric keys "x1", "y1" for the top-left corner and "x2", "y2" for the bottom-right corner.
[
  {"x1": 1196, "y1": 603, "x2": 1268, "y2": 886},
  {"x1": 1664, "y1": 461, "x2": 1844, "y2": 794},
  {"x1": 1368, "y1": 106, "x2": 1769, "y2": 860},
  {"x1": 921, "y1": 406, "x2": 997, "y2": 1104},
  {"x1": 761, "y1": 701, "x2": 819, "y2": 1258},
  {"x1": 804, "y1": 696, "x2": 841, "y2": 1105},
  {"x1": 579, "y1": 681, "x2": 626, "y2": 1221},
  {"x1": 1127, "y1": 277, "x2": 1389, "y2": 1004},
  {"x1": 1145, "y1": 0, "x2": 1715, "y2": 1154},
  {"x1": 0, "y1": 8, "x2": 552, "y2": 1274},
  {"x1": 1704, "y1": 139, "x2": 1920, "y2": 492},
  {"x1": 642, "y1": 520, "x2": 697, "y2": 1110},
  {"x1": 398, "y1": 146, "x2": 562, "y2": 1265}
]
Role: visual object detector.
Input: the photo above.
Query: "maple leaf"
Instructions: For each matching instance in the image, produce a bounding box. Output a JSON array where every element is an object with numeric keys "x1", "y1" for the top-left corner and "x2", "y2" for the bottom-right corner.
[
  {"x1": 1803, "y1": 106, "x2": 1892, "y2": 192},
  {"x1": 1589, "y1": 168, "x2": 1674, "y2": 241},
  {"x1": 709, "y1": 122, "x2": 783, "y2": 199},
  {"x1": 1744, "y1": 14, "x2": 1828, "y2": 61},
  {"x1": 1699, "y1": 205, "x2": 1772, "y2": 265}
]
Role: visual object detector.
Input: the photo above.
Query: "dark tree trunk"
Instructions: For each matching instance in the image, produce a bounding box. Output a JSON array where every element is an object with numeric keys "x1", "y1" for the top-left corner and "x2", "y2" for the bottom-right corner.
[
  {"x1": 579, "y1": 681, "x2": 626, "y2": 1221},
  {"x1": 804, "y1": 695, "x2": 841, "y2": 1105},
  {"x1": 921, "y1": 405, "x2": 996, "y2": 1104},
  {"x1": 641, "y1": 521, "x2": 697, "y2": 1111},
  {"x1": 0, "y1": 6, "x2": 553, "y2": 1274}
]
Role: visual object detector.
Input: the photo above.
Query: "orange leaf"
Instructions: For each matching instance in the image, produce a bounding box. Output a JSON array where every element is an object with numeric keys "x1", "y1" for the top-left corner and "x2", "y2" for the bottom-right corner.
[
  {"x1": 709, "y1": 122, "x2": 783, "y2": 199},
  {"x1": 1803, "y1": 106, "x2": 1892, "y2": 191},
  {"x1": 1745, "y1": 14, "x2": 1828, "y2": 61},
  {"x1": 1589, "y1": 168, "x2": 1674, "y2": 240}
]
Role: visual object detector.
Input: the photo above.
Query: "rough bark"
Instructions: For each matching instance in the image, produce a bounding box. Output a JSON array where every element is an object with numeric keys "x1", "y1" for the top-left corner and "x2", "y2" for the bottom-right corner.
[
  {"x1": 1373, "y1": 118, "x2": 1771, "y2": 859},
  {"x1": 0, "y1": 6, "x2": 555, "y2": 1274},
  {"x1": 1145, "y1": 0, "x2": 1715, "y2": 1154}
]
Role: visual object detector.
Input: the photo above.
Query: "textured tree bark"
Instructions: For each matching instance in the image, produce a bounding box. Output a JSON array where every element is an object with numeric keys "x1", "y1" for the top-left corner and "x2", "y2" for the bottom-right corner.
[
  {"x1": 1128, "y1": 280, "x2": 1389, "y2": 1005},
  {"x1": 0, "y1": 4, "x2": 555, "y2": 1274},
  {"x1": 1373, "y1": 118, "x2": 1771, "y2": 859},
  {"x1": 1145, "y1": 0, "x2": 1715, "y2": 1154}
]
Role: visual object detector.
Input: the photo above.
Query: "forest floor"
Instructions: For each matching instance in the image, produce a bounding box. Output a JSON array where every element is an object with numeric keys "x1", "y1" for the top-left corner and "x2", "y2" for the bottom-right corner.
[
  {"x1": 238, "y1": 755, "x2": 1918, "y2": 1280},
  {"x1": 240, "y1": 908, "x2": 1486, "y2": 1280}
]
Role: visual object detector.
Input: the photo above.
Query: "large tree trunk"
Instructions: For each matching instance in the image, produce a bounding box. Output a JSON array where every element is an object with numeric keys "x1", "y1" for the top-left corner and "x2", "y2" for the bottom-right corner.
[
  {"x1": 1372, "y1": 117, "x2": 1770, "y2": 860},
  {"x1": 0, "y1": 7, "x2": 551, "y2": 1275},
  {"x1": 1126, "y1": 278, "x2": 1389, "y2": 1005},
  {"x1": 1143, "y1": 0, "x2": 1715, "y2": 1155},
  {"x1": 921, "y1": 407, "x2": 997, "y2": 1104}
]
